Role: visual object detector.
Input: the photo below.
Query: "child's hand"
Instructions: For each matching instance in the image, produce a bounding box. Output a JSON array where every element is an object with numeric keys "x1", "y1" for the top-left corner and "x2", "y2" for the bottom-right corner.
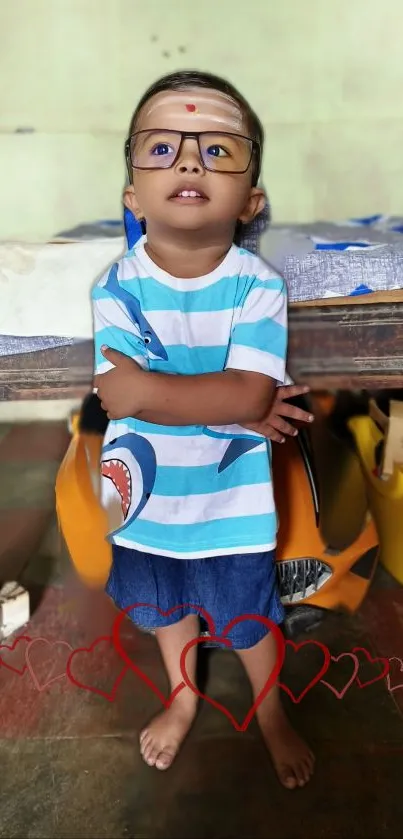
[
  {"x1": 93, "y1": 346, "x2": 145, "y2": 419},
  {"x1": 245, "y1": 384, "x2": 314, "y2": 443}
]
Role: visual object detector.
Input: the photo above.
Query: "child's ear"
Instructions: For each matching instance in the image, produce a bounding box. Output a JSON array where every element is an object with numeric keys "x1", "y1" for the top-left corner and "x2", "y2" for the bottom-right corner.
[
  {"x1": 123, "y1": 185, "x2": 144, "y2": 221},
  {"x1": 238, "y1": 187, "x2": 267, "y2": 225}
]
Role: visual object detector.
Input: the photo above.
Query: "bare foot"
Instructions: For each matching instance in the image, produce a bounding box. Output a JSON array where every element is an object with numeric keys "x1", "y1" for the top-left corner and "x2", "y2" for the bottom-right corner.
[
  {"x1": 139, "y1": 691, "x2": 197, "y2": 771},
  {"x1": 259, "y1": 703, "x2": 315, "y2": 789}
]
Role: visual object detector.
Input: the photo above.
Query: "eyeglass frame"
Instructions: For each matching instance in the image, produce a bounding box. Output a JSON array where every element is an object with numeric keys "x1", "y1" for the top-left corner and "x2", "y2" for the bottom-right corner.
[{"x1": 124, "y1": 129, "x2": 261, "y2": 184}]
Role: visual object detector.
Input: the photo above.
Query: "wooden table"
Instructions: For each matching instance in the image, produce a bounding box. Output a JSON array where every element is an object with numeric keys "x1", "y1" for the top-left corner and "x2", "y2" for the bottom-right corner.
[{"x1": 1, "y1": 291, "x2": 403, "y2": 400}]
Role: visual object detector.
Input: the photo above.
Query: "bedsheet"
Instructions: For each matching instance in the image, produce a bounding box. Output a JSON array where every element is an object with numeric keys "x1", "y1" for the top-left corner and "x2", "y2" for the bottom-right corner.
[
  {"x1": 260, "y1": 214, "x2": 403, "y2": 302},
  {"x1": 0, "y1": 335, "x2": 76, "y2": 357},
  {"x1": 0, "y1": 236, "x2": 125, "y2": 346}
]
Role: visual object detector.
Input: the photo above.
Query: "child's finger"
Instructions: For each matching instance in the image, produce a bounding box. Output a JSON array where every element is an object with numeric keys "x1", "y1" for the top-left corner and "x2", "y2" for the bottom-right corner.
[
  {"x1": 277, "y1": 384, "x2": 310, "y2": 399},
  {"x1": 266, "y1": 417, "x2": 298, "y2": 437},
  {"x1": 267, "y1": 429, "x2": 286, "y2": 443},
  {"x1": 276, "y1": 403, "x2": 314, "y2": 423}
]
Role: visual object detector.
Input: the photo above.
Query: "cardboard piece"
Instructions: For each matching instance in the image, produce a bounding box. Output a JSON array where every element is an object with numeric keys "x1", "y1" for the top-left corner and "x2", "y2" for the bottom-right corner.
[
  {"x1": 381, "y1": 400, "x2": 403, "y2": 477},
  {"x1": 369, "y1": 398, "x2": 389, "y2": 434}
]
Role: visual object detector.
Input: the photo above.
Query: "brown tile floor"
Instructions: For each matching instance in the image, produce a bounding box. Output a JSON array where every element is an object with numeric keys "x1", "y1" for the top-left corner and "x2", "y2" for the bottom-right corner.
[{"x1": 0, "y1": 421, "x2": 402, "y2": 839}]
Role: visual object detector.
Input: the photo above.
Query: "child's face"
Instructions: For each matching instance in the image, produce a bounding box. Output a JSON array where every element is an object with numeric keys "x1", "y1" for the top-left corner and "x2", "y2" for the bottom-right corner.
[{"x1": 124, "y1": 88, "x2": 265, "y2": 237}]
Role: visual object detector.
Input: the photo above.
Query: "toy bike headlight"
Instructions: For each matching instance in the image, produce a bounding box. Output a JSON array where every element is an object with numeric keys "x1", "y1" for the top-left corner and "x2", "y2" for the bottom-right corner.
[{"x1": 277, "y1": 558, "x2": 333, "y2": 604}]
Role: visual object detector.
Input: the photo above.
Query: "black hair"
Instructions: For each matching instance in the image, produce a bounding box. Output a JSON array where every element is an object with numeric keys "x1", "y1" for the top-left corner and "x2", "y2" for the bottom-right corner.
[{"x1": 127, "y1": 69, "x2": 264, "y2": 187}]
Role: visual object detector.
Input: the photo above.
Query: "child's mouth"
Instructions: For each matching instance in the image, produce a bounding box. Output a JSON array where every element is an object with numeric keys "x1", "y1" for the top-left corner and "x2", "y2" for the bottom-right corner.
[{"x1": 169, "y1": 188, "x2": 208, "y2": 204}]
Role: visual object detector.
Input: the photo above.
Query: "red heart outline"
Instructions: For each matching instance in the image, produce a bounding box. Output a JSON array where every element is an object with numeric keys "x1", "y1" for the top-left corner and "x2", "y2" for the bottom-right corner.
[
  {"x1": 112, "y1": 602, "x2": 217, "y2": 707},
  {"x1": 320, "y1": 653, "x2": 360, "y2": 699},
  {"x1": 0, "y1": 635, "x2": 32, "y2": 675},
  {"x1": 180, "y1": 614, "x2": 286, "y2": 731},
  {"x1": 277, "y1": 639, "x2": 331, "y2": 703},
  {"x1": 66, "y1": 636, "x2": 129, "y2": 702},
  {"x1": 386, "y1": 656, "x2": 403, "y2": 693},
  {"x1": 25, "y1": 637, "x2": 73, "y2": 691},
  {"x1": 352, "y1": 646, "x2": 390, "y2": 688}
]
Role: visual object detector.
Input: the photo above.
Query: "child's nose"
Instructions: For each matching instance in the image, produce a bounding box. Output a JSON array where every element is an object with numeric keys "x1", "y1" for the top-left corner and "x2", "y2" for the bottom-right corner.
[{"x1": 175, "y1": 139, "x2": 203, "y2": 173}]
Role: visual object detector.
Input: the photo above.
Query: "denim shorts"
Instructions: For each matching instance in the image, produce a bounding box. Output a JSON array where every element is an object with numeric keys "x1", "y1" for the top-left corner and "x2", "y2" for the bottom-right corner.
[{"x1": 106, "y1": 545, "x2": 285, "y2": 650}]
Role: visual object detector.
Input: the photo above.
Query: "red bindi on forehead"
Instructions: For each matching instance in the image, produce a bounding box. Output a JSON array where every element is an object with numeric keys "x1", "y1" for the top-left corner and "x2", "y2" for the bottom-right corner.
[{"x1": 185, "y1": 104, "x2": 197, "y2": 112}]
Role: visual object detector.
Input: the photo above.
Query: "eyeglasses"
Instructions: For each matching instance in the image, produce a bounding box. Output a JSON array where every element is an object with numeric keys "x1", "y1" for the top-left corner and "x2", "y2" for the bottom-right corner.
[{"x1": 125, "y1": 129, "x2": 260, "y2": 177}]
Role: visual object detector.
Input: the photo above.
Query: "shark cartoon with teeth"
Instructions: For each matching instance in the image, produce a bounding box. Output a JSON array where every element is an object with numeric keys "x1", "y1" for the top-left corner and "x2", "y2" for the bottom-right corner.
[
  {"x1": 101, "y1": 425, "x2": 264, "y2": 536},
  {"x1": 101, "y1": 432, "x2": 157, "y2": 536}
]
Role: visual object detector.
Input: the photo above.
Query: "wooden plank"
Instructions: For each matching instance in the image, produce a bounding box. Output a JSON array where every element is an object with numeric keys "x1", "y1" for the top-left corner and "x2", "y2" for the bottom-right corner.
[
  {"x1": 287, "y1": 300, "x2": 403, "y2": 388},
  {"x1": 0, "y1": 343, "x2": 94, "y2": 401},
  {"x1": 1, "y1": 298, "x2": 403, "y2": 399}
]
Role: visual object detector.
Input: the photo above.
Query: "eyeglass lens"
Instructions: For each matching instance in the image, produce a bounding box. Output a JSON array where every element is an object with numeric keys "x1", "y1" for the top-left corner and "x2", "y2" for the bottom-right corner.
[{"x1": 129, "y1": 130, "x2": 253, "y2": 173}]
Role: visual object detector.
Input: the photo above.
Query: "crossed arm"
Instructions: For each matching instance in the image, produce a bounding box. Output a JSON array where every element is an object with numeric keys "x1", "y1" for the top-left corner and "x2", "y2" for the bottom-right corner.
[
  {"x1": 94, "y1": 347, "x2": 275, "y2": 426},
  {"x1": 92, "y1": 270, "x2": 314, "y2": 440},
  {"x1": 94, "y1": 346, "x2": 313, "y2": 441}
]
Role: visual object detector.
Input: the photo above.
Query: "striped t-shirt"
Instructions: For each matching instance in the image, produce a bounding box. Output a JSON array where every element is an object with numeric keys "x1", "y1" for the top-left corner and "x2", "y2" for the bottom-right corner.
[{"x1": 91, "y1": 237, "x2": 288, "y2": 559}]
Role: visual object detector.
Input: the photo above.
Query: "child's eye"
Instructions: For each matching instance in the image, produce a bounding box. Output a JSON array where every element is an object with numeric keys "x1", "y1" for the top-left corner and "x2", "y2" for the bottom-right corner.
[
  {"x1": 206, "y1": 145, "x2": 228, "y2": 158},
  {"x1": 151, "y1": 143, "x2": 174, "y2": 157}
]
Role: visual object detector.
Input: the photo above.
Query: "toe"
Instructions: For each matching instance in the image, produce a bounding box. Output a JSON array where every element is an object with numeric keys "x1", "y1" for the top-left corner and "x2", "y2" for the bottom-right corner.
[
  {"x1": 296, "y1": 763, "x2": 309, "y2": 787},
  {"x1": 139, "y1": 729, "x2": 149, "y2": 745},
  {"x1": 155, "y1": 748, "x2": 176, "y2": 771},
  {"x1": 145, "y1": 744, "x2": 160, "y2": 766},
  {"x1": 139, "y1": 733, "x2": 150, "y2": 756},
  {"x1": 305, "y1": 756, "x2": 314, "y2": 777},
  {"x1": 142, "y1": 740, "x2": 157, "y2": 765},
  {"x1": 280, "y1": 767, "x2": 298, "y2": 790}
]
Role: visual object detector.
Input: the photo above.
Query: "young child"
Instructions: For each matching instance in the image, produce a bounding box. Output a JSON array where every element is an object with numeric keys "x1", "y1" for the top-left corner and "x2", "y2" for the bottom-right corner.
[{"x1": 92, "y1": 70, "x2": 315, "y2": 788}]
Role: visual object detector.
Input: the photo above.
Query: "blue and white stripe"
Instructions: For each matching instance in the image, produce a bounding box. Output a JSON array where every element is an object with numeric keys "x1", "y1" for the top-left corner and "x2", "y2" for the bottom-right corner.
[{"x1": 92, "y1": 239, "x2": 287, "y2": 558}]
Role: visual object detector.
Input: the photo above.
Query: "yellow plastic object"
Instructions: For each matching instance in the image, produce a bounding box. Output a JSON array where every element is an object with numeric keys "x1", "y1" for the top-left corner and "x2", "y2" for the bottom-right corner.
[
  {"x1": 348, "y1": 415, "x2": 403, "y2": 585},
  {"x1": 69, "y1": 410, "x2": 80, "y2": 436},
  {"x1": 55, "y1": 430, "x2": 112, "y2": 588}
]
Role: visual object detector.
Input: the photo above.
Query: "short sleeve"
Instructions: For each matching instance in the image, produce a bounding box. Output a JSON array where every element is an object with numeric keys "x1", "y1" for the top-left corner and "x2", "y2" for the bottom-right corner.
[
  {"x1": 91, "y1": 273, "x2": 148, "y2": 376},
  {"x1": 225, "y1": 267, "x2": 288, "y2": 384}
]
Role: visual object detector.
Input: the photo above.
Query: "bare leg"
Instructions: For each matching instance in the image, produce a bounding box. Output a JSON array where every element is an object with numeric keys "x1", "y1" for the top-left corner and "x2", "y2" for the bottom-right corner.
[
  {"x1": 140, "y1": 614, "x2": 199, "y2": 771},
  {"x1": 237, "y1": 631, "x2": 315, "y2": 789}
]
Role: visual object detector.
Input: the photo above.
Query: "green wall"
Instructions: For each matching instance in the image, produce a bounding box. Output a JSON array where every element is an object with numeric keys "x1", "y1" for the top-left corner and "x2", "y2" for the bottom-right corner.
[{"x1": 1, "y1": 0, "x2": 402, "y2": 240}]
